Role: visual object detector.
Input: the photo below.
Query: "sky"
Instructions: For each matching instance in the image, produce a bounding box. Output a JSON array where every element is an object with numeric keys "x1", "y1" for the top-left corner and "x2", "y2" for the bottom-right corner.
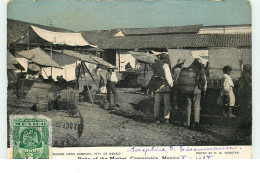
[{"x1": 7, "y1": 0, "x2": 251, "y2": 32}]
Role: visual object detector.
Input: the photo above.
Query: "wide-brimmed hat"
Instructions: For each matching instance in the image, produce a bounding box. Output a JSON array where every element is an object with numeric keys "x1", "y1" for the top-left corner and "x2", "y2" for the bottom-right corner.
[
  {"x1": 177, "y1": 58, "x2": 186, "y2": 65},
  {"x1": 28, "y1": 63, "x2": 40, "y2": 72},
  {"x1": 160, "y1": 53, "x2": 170, "y2": 60},
  {"x1": 107, "y1": 66, "x2": 118, "y2": 70},
  {"x1": 194, "y1": 58, "x2": 202, "y2": 64}
]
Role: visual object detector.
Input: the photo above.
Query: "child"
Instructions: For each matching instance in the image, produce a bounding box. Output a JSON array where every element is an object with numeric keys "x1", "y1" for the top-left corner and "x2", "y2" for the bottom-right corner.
[{"x1": 219, "y1": 66, "x2": 236, "y2": 117}]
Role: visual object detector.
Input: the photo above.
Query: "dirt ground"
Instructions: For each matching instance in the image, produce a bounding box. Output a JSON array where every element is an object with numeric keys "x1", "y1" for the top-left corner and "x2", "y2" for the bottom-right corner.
[
  {"x1": 76, "y1": 88, "x2": 251, "y2": 147},
  {"x1": 7, "y1": 86, "x2": 251, "y2": 147}
]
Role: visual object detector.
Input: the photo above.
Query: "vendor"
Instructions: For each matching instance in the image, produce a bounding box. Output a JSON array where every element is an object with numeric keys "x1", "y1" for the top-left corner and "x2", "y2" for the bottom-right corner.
[
  {"x1": 106, "y1": 67, "x2": 120, "y2": 107},
  {"x1": 96, "y1": 65, "x2": 107, "y2": 94},
  {"x1": 125, "y1": 62, "x2": 132, "y2": 71},
  {"x1": 80, "y1": 85, "x2": 95, "y2": 102}
]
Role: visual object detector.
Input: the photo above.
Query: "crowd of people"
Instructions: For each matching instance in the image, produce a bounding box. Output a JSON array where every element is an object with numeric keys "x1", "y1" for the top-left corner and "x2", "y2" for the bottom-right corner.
[
  {"x1": 12, "y1": 51, "x2": 251, "y2": 129},
  {"x1": 147, "y1": 53, "x2": 239, "y2": 129},
  {"x1": 53, "y1": 53, "x2": 250, "y2": 129},
  {"x1": 92, "y1": 53, "x2": 250, "y2": 129}
]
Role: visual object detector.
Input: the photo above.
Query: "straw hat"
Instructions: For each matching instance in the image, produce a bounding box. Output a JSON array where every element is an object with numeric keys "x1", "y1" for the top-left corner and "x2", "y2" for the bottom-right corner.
[
  {"x1": 160, "y1": 53, "x2": 170, "y2": 60},
  {"x1": 28, "y1": 63, "x2": 40, "y2": 72},
  {"x1": 177, "y1": 58, "x2": 186, "y2": 65}
]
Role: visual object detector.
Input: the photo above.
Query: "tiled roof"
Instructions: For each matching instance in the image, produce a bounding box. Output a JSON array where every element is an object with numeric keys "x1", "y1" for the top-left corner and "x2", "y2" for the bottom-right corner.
[
  {"x1": 81, "y1": 29, "x2": 119, "y2": 46},
  {"x1": 95, "y1": 33, "x2": 251, "y2": 50},
  {"x1": 120, "y1": 25, "x2": 202, "y2": 35},
  {"x1": 9, "y1": 19, "x2": 251, "y2": 50}
]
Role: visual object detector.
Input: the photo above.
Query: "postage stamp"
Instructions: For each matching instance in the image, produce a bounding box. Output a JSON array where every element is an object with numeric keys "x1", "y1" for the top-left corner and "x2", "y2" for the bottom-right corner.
[{"x1": 9, "y1": 115, "x2": 52, "y2": 159}]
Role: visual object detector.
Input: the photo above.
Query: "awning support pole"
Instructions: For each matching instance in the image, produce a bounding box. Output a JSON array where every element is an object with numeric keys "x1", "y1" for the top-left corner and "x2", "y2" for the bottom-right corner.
[
  {"x1": 27, "y1": 26, "x2": 30, "y2": 50},
  {"x1": 75, "y1": 64, "x2": 80, "y2": 90},
  {"x1": 74, "y1": 46, "x2": 79, "y2": 81},
  {"x1": 81, "y1": 61, "x2": 94, "y2": 106},
  {"x1": 82, "y1": 62, "x2": 99, "y2": 89},
  {"x1": 42, "y1": 68, "x2": 48, "y2": 78},
  {"x1": 118, "y1": 51, "x2": 121, "y2": 73},
  {"x1": 50, "y1": 43, "x2": 53, "y2": 76}
]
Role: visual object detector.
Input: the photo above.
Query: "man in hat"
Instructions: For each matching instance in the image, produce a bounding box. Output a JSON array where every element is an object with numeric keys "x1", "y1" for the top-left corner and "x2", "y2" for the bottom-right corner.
[
  {"x1": 171, "y1": 58, "x2": 186, "y2": 110},
  {"x1": 178, "y1": 58, "x2": 206, "y2": 128},
  {"x1": 106, "y1": 67, "x2": 120, "y2": 107},
  {"x1": 151, "y1": 53, "x2": 174, "y2": 123}
]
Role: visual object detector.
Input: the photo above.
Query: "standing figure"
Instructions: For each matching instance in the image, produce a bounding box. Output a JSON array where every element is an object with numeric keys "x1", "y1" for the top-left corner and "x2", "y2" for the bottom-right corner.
[
  {"x1": 219, "y1": 66, "x2": 236, "y2": 117},
  {"x1": 151, "y1": 53, "x2": 173, "y2": 123},
  {"x1": 125, "y1": 62, "x2": 133, "y2": 71},
  {"x1": 106, "y1": 68, "x2": 120, "y2": 107},
  {"x1": 178, "y1": 58, "x2": 206, "y2": 128},
  {"x1": 96, "y1": 65, "x2": 107, "y2": 94},
  {"x1": 171, "y1": 58, "x2": 186, "y2": 110}
]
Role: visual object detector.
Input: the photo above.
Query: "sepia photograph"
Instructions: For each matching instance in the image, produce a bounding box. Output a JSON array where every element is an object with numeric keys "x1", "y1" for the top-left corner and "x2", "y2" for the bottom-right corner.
[{"x1": 5, "y1": 0, "x2": 252, "y2": 159}]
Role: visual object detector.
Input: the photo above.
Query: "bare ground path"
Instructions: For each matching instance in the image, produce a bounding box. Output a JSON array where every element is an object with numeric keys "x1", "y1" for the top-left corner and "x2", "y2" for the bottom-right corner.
[{"x1": 77, "y1": 88, "x2": 251, "y2": 146}]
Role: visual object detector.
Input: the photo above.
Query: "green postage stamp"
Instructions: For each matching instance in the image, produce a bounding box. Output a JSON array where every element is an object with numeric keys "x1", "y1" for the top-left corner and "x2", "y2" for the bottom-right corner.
[{"x1": 9, "y1": 115, "x2": 52, "y2": 159}]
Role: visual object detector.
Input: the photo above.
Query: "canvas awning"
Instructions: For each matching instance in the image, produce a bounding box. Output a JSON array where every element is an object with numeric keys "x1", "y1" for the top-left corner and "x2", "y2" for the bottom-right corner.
[
  {"x1": 30, "y1": 25, "x2": 96, "y2": 47},
  {"x1": 49, "y1": 49, "x2": 98, "y2": 64},
  {"x1": 129, "y1": 51, "x2": 158, "y2": 64},
  {"x1": 88, "y1": 53, "x2": 115, "y2": 68},
  {"x1": 86, "y1": 47, "x2": 105, "y2": 52},
  {"x1": 16, "y1": 48, "x2": 62, "y2": 69},
  {"x1": 7, "y1": 51, "x2": 25, "y2": 70},
  {"x1": 49, "y1": 49, "x2": 114, "y2": 68}
]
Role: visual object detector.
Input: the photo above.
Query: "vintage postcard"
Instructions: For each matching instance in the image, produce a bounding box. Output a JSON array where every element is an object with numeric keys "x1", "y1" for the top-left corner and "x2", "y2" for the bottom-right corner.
[{"x1": 6, "y1": 0, "x2": 252, "y2": 159}]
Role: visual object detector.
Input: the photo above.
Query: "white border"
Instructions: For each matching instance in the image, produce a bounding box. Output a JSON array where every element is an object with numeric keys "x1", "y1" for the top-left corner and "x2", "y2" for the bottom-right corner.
[
  {"x1": 0, "y1": 0, "x2": 7, "y2": 159},
  {"x1": 252, "y1": 0, "x2": 260, "y2": 159},
  {"x1": 1, "y1": 0, "x2": 259, "y2": 160}
]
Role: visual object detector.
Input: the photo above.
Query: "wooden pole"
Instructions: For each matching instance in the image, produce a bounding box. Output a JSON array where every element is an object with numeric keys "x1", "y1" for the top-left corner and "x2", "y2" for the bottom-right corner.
[
  {"x1": 50, "y1": 43, "x2": 53, "y2": 77},
  {"x1": 27, "y1": 26, "x2": 30, "y2": 50},
  {"x1": 27, "y1": 26, "x2": 30, "y2": 72},
  {"x1": 118, "y1": 51, "x2": 121, "y2": 73},
  {"x1": 42, "y1": 68, "x2": 48, "y2": 78},
  {"x1": 81, "y1": 62, "x2": 94, "y2": 106},
  {"x1": 82, "y1": 62, "x2": 99, "y2": 89},
  {"x1": 75, "y1": 62, "x2": 80, "y2": 90}
]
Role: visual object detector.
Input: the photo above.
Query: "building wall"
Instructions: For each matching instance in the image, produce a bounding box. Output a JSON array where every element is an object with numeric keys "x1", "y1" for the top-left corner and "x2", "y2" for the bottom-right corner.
[
  {"x1": 168, "y1": 47, "x2": 251, "y2": 80},
  {"x1": 103, "y1": 50, "x2": 116, "y2": 66},
  {"x1": 208, "y1": 47, "x2": 252, "y2": 80},
  {"x1": 168, "y1": 49, "x2": 208, "y2": 68},
  {"x1": 116, "y1": 50, "x2": 137, "y2": 72},
  {"x1": 199, "y1": 26, "x2": 251, "y2": 34}
]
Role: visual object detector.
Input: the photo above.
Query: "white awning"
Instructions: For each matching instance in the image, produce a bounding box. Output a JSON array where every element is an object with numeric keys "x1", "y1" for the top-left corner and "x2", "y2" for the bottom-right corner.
[
  {"x1": 16, "y1": 47, "x2": 62, "y2": 69},
  {"x1": 129, "y1": 51, "x2": 158, "y2": 64},
  {"x1": 31, "y1": 25, "x2": 96, "y2": 47}
]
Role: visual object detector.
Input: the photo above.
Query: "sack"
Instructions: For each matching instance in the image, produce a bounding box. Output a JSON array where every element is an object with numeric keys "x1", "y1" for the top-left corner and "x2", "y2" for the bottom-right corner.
[
  {"x1": 217, "y1": 90, "x2": 230, "y2": 106},
  {"x1": 178, "y1": 68, "x2": 197, "y2": 94},
  {"x1": 217, "y1": 90, "x2": 223, "y2": 106},
  {"x1": 100, "y1": 86, "x2": 107, "y2": 94},
  {"x1": 223, "y1": 91, "x2": 230, "y2": 106},
  {"x1": 157, "y1": 85, "x2": 171, "y2": 93},
  {"x1": 151, "y1": 60, "x2": 165, "y2": 78}
]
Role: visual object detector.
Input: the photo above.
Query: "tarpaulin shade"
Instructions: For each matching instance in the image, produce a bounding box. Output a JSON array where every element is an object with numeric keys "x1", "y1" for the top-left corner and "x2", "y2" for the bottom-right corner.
[
  {"x1": 50, "y1": 49, "x2": 98, "y2": 64},
  {"x1": 7, "y1": 51, "x2": 24, "y2": 70},
  {"x1": 86, "y1": 47, "x2": 105, "y2": 52},
  {"x1": 129, "y1": 51, "x2": 158, "y2": 64},
  {"x1": 88, "y1": 53, "x2": 115, "y2": 68},
  {"x1": 16, "y1": 47, "x2": 62, "y2": 68},
  {"x1": 50, "y1": 49, "x2": 114, "y2": 68},
  {"x1": 31, "y1": 25, "x2": 96, "y2": 47},
  {"x1": 28, "y1": 63, "x2": 41, "y2": 72}
]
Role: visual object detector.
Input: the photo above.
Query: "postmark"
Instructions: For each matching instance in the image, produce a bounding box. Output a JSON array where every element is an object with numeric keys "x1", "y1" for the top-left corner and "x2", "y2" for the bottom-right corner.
[{"x1": 9, "y1": 115, "x2": 52, "y2": 159}]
